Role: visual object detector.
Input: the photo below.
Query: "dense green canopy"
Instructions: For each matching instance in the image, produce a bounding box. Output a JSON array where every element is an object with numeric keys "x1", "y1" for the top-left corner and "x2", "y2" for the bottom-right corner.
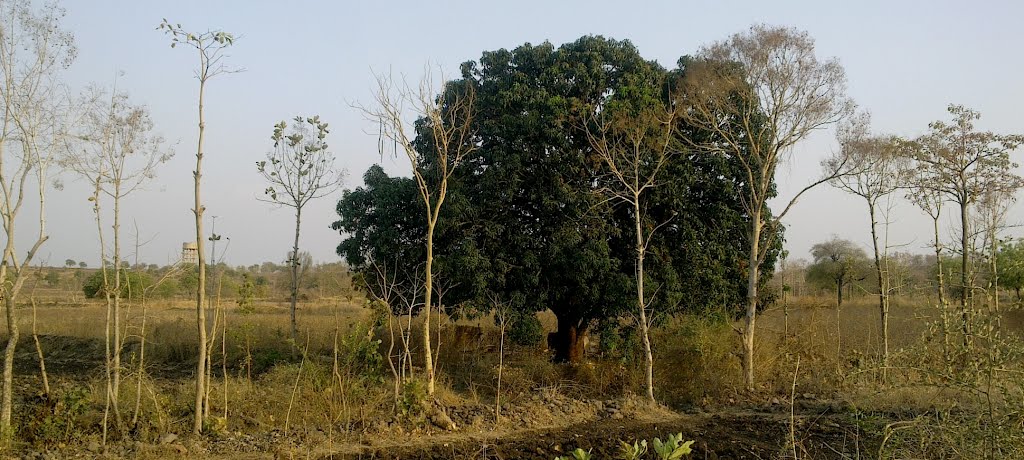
[{"x1": 333, "y1": 36, "x2": 780, "y2": 361}]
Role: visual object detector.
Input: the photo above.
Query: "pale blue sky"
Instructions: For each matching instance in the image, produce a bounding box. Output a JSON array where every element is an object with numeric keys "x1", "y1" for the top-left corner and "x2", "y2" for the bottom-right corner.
[{"x1": 26, "y1": 0, "x2": 1024, "y2": 267}]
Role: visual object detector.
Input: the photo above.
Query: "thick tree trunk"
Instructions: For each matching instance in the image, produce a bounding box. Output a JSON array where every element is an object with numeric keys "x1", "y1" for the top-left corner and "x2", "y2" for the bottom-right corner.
[
  {"x1": 552, "y1": 315, "x2": 588, "y2": 364},
  {"x1": 1, "y1": 296, "x2": 17, "y2": 441},
  {"x1": 742, "y1": 208, "x2": 762, "y2": 390}
]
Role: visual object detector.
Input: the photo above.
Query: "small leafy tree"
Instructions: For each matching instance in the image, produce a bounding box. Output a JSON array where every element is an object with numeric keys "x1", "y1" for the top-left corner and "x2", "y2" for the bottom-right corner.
[
  {"x1": 828, "y1": 114, "x2": 905, "y2": 375},
  {"x1": 257, "y1": 116, "x2": 343, "y2": 346},
  {"x1": 158, "y1": 18, "x2": 237, "y2": 435},
  {"x1": 806, "y1": 237, "x2": 870, "y2": 308},
  {"x1": 998, "y1": 239, "x2": 1024, "y2": 301}
]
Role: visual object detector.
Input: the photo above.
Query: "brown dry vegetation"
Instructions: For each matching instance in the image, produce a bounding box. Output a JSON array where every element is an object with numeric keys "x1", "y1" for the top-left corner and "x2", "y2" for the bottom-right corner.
[{"x1": 2, "y1": 270, "x2": 1023, "y2": 458}]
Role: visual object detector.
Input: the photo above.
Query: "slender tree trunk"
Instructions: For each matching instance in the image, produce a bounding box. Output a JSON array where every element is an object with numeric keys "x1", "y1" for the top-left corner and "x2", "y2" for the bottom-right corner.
[
  {"x1": 93, "y1": 179, "x2": 114, "y2": 444},
  {"x1": 290, "y1": 206, "x2": 301, "y2": 347},
  {"x1": 132, "y1": 294, "x2": 148, "y2": 428},
  {"x1": 30, "y1": 299, "x2": 49, "y2": 396},
  {"x1": 835, "y1": 277, "x2": 843, "y2": 375},
  {"x1": 111, "y1": 182, "x2": 122, "y2": 426},
  {"x1": 423, "y1": 218, "x2": 435, "y2": 395},
  {"x1": 634, "y1": 199, "x2": 655, "y2": 403},
  {"x1": 867, "y1": 201, "x2": 888, "y2": 380},
  {"x1": 836, "y1": 278, "x2": 844, "y2": 309},
  {"x1": 959, "y1": 199, "x2": 971, "y2": 348},
  {"x1": 742, "y1": 207, "x2": 762, "y2": 390},
  {"x1": 933, "y1": 214, "x2": 951, "y2": 371},
  {"x1": 989, "y1": 227, "x2": 998, "y2": 313},
  {"x1": 193, "y1": 77, "x2": 209, "y2": 435},
  {"x1": 495, "y1": 311, "x2": 506, "y2": 423}
]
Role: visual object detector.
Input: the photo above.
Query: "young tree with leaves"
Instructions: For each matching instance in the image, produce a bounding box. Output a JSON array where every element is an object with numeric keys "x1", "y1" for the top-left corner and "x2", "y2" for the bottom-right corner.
[
  {"x1": 359, "y1": 69, "x2": 475, "y2": 396},
  {"x1": 997, "y1": 239, "x2": 1024, "y2": 302},
  {"x1": 828, "y1": 114, "x2": 905, "y2": 375},
  {"x1": 806, "y1": 237, "x2": 870, "y2": 309},
  {"x1": 158, "y1": 19, "x2": 237, "y2": 434},
  {"x1": 903, "y1": 105, "x2": 1024, "y2": 338},
  {"x1": 678, "y1": 25, "x2": 855, "y2": 388},
  {"x1": 257, "y1": 116, "x2": 343, "y2": 346}
]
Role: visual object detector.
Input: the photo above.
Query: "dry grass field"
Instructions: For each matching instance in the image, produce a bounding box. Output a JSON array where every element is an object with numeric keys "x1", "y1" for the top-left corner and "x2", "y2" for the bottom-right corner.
[{"x1": 3, "y1": 280, "x2": 1023, "y2": 458}]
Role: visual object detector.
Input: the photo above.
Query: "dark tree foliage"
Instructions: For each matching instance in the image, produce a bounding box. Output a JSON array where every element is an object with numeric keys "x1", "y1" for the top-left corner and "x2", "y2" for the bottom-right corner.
[
  {"x1": 334, "y1": 36, "x2": 780, "y2": 362},
  {"x1": 331, "y1": 165, "x2": 425, "y2": 313}
]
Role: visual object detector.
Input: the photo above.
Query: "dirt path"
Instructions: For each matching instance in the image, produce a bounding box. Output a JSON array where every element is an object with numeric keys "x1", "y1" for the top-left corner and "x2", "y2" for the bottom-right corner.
[{"x1": 266, "y1": 408, "x2": 879, "y2": 460}]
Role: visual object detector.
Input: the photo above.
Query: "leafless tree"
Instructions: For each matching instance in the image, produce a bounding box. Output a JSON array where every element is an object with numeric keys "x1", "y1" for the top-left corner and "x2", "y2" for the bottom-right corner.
[
  {"x1": 584, "y1": 103, "x2": 677, "y2": 404},
  {"x1": 158, "y1": 19, "x2": 237, "y2": 434},
  {"x1": 902, "y1": 105, "x2": 1024, "y2": 342},
  {"x1": 828, "y1": 113, "x2": 906, "y2": 377},
  {"x1": 0, "y1": 0, "x2": 75, "y2": 442},
  {"x1": 359, "y1": 68, "x2": 475, "y2": 396},
  {"x1": 64, "y1": 85, "x2": 171, "y2": 439},
  {"x1": 257, "y1": 115, "x2": 344, "y2": 346},
  {"x1": 678, "y1": 24, "x2": 855, "y2": 388}
]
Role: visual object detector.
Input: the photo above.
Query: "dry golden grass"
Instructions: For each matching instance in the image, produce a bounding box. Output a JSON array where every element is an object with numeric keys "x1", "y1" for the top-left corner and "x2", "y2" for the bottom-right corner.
[{"x1": 4, "y1": 286, "x2": 1023, "y2": 457}]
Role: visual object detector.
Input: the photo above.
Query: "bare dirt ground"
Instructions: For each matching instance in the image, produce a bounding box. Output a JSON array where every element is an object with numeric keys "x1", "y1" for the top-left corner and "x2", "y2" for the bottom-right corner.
[{"x1": 29, "y1": 397, "x2": 875, "y2": 459}]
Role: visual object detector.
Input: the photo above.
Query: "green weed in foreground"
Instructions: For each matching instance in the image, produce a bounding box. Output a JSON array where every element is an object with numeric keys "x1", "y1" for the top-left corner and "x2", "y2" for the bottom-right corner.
[{"x1": 555, "y1": 433, "x2": 694, "y2": 460}]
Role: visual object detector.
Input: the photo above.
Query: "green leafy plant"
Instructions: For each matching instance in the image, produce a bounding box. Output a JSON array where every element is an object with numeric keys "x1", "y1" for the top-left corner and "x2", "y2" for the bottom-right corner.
[
  {"x1": 618, "y1": 439, "x2": 648, "y2": 460},
  {"x1": 398, "y1": 379, "x2": 427, "y2": 417},
  {"x1": 651, "y1": 433, "x2": 694, "y2": 459},
  {"x1": 554, "y1": 447, "x2": 592, "y2": 460}
]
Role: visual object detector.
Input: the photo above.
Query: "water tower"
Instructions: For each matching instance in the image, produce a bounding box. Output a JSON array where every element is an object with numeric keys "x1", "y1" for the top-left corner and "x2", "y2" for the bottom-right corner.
[{"x1": 182, "y1": 242, "x2": 198, "y2": 265}]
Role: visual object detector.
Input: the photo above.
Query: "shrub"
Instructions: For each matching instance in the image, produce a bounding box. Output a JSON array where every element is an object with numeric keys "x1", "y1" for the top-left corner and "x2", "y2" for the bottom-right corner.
[
  {"x1": 509, "y1": 311, "x2": 543, "y2": 346},
  {"x1": 82, "y1": 269, "x2": 151, "y2": 299}
]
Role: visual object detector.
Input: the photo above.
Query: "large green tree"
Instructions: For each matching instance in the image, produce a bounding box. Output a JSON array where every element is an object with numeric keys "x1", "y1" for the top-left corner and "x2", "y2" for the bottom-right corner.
[{"x1": 336, "y1": 36, "x2": 776, "y2": 364}]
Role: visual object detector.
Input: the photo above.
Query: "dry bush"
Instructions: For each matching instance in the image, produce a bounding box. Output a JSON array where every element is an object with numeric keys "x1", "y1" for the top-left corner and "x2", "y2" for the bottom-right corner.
[{"x1": 653, "y1": 312, "x2": 740, "y2": 406}]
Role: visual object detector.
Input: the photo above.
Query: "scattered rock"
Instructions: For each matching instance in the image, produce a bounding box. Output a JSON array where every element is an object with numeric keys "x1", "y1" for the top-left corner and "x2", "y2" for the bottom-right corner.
[
  {"x1": 426, "y1": 404, "x2": 458, "y2": 431},
  {"x1": 86, "y1": 441, "x2": 101, "y2": 453}
]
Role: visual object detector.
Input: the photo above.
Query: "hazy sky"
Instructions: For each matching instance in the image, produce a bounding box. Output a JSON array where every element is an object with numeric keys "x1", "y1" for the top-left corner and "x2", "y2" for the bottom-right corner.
[{"x1": 18, "y1": 0, "x2": 1024, "y2": 268}]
